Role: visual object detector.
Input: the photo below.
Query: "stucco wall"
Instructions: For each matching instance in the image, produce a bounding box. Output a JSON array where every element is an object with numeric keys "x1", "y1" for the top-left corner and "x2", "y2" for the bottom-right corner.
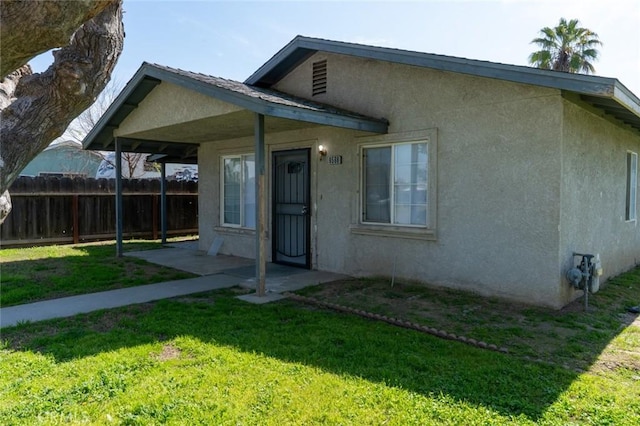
[
  {"x1": 197, "y1": 126, "x2": 343, "y2": 261},
  {"x1": 559, "y1": 98, "x2": 640, "y2": 304},
  {"x1": 198, "y1": 135, "x2": 256, "y2": 258},
  {"x1": 202, "y1": 52, "x2": 569, "y2": 307},
  {"x1": 191, "y1": 51, "x2": 639, "y2": 308},
  {"x1": 116, "y1": 82, "x2": 242, "y2": 137}
]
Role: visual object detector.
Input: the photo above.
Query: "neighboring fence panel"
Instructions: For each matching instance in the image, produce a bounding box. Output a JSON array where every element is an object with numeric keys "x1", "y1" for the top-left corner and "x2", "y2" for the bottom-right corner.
[{"x1": 1, "y1": 176, "x2": 198, "y2": 247}]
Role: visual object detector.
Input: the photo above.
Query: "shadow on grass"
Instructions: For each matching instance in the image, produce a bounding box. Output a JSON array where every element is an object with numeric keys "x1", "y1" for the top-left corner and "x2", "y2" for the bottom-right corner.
[
  {"x1": 3, "y1": 289, "x2": 590, "y2": 422},
  {"x1": 297, "y1": 267, "x2": 640, "y2": 373},
  {"x1": 0, "y1": 241, "x2": 193, "y2": 306}
]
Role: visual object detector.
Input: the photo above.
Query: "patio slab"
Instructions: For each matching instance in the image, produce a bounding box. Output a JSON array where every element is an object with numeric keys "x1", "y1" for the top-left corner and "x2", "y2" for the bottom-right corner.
[
  {"x1": 125, "y1": 248, "x2": 254, "y2": 276},
  {"x1": 127, "y1": 246, "x2": 349, "y2": 303}
]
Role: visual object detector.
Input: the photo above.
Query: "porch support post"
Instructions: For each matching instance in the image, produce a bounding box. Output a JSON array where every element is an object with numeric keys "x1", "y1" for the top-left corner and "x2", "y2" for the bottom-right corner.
[
  {"x1": 254, "y1": 113, "x2": 267, "y2": 296},
  {"x1": 160, "y1": 162, "x2": 168, "y2": 244},
  {"x1": 115, "y1": 137, "x2": 124, "y2": 257}
]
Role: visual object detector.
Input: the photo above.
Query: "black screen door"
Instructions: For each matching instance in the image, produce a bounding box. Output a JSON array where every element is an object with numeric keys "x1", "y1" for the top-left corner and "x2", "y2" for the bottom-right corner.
[{"x1": 272, "y1": 149, "x2": 311, "y2": 268}]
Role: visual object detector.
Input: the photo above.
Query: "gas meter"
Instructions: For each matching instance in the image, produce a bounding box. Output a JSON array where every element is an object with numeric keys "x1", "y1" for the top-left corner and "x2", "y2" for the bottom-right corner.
[{"x1": 566, "y1": 252, "x2": 603, "y2": 310}]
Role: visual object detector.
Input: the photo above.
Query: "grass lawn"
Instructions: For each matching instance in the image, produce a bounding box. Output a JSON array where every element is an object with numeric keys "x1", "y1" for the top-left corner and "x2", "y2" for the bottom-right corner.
[
  {"x1": 0, "y1": 243, "x2": 638, "y2": 424},
  {"x1": 0, "y1": 240, "x2": 195, "y2": 307},
  {"x1": 299, "y1": 268, "x2": 640, "y2": 373}
]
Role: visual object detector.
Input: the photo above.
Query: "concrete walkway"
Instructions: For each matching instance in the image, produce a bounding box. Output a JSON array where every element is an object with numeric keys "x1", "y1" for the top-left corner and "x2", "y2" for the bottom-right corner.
[
  {"x1": 1, "y1": 245, "x2": 348, "y2": 328},
  {"x1": 0, "y1": 275, "x2": 238, "y2": 328}
]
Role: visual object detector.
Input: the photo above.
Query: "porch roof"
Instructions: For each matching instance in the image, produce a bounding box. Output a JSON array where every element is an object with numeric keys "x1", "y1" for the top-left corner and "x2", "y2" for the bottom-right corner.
[{"x1": 82, "y1": 62, "x2": 388, "y2": 162}]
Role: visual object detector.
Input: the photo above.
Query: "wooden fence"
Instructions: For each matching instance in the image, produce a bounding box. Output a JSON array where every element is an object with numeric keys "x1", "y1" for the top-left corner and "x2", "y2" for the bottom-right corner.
[{"x1": 1, "y1": 176, "x2": 198, "y2": 248}]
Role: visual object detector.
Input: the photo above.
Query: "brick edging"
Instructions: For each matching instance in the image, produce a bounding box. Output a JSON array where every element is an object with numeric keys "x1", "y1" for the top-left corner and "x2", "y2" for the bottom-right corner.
[{"x1": 283, "y1": 292, "x2": 509, "y2": 354}]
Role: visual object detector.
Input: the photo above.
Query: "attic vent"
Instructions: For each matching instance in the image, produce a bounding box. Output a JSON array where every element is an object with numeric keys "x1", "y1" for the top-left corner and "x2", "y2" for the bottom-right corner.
[{"x1": 312, "y1": 60, "x2": 327, "y2": 96}]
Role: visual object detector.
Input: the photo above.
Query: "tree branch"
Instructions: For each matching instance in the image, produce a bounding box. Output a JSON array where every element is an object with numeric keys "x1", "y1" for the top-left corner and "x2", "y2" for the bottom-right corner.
[
  {"x1": 0, "y1": 1, "x2": 124, "y2": 223},
  {"x1": 0, "y1": 0, "x2": 115, "y2": 78}
]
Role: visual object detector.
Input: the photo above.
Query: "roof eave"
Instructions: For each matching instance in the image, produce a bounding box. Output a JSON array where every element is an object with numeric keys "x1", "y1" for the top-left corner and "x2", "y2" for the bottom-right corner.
[
  {"x1": 613, "y1": 81, "x2": 640, "y2": 118},
  {"x1": 247, "y1": 35, "x2": 640, "y2": 135},
  {"x1": 247, "y1": 36, "x2": 619, "y2": 95},
  {"x1": 143, "y1": 65, "x2": 388, "y2": 133},
  {"x1": 84, "y1": 62, "x2": 388, "y2": 152},
  {"x1": 82, "y1": 63, "x2": 161, "y2": 150}
]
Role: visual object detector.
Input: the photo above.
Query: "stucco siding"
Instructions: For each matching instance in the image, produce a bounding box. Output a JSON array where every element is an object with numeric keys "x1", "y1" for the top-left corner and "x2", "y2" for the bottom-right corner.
[
  {"x1": 193, "y1": 51, "x2": 640, "y2": 308},
  {"x1": 197, "y1": 126, "x2": 347, "y2": 261},
  {"x1": 559, "y1": 98, "x2": 640, "y2": 304},
  {"x1": 116, "y1": 82, "x2": 242, "y2": 137},
  {"x1": 274, "y1": 53, "x2": 565, "y2": 307},
  {"x1": 198, "y1": 134, "x2": 257, "y2": 258}
]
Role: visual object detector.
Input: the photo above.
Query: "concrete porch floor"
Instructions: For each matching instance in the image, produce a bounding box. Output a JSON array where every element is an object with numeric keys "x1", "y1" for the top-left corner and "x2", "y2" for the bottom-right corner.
[{"x1": 125, "y1": 242, "x2": 349, "y2": 303}]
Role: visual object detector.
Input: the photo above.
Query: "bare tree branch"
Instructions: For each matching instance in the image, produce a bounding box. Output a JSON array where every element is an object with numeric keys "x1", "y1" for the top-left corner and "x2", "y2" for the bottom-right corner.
[
  {"x1": 60, "y1": 79, "x2": 123, "y2": 144},
  {"x1": 59, "y1": 80, "x2": 153, "y2": 179}
]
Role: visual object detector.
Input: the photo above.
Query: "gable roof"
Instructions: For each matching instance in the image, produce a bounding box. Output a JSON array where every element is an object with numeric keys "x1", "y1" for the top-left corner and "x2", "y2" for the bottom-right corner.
[
  {"x1": 82, "y1": 62, "x2": 388, "y2": 158},
  {"x1": 246, "y1": 36, "x2": 640, "y2": 134}
]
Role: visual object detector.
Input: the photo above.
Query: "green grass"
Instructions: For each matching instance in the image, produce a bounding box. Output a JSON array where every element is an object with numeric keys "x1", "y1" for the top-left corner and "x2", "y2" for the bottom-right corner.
[
  {"x1": 300, "y1": 268, "x2": 640, "y2": 372},
  {"x1": 1, "y1": 284, "x2": 639, "y2": 425},
  {"x1": 0, "y1": 244, "x2": 638, "y2": 424},
  {"x1": 0, "y1": 240, "x2": 195, "y2": 307}
]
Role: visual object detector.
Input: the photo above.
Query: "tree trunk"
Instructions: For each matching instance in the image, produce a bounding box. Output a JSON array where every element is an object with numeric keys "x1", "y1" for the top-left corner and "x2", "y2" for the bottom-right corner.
[
  {"x1": 0, "y1": 0, "x2": 115, "y2": 79},
  {"x1": 0, "y1": 0, "x2": 124, "y2": 224}
]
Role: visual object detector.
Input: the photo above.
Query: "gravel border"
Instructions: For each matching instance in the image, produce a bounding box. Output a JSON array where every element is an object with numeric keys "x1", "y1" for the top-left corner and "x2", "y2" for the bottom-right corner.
[{"x1": 284, "y1": 292, "x2": 509, "y2": 354}]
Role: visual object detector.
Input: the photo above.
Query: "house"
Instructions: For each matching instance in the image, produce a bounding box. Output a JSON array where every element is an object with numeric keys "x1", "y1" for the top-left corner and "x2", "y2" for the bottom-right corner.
[
  {"x1": 83, "y1": 36, "x2": 640, "y2": 308},
  {"x1": 95, "y1": 151, "x2": 198, "y2": 181},
  {"x1": 20, "y1": 140, "x2": 103, "y2": 178}
]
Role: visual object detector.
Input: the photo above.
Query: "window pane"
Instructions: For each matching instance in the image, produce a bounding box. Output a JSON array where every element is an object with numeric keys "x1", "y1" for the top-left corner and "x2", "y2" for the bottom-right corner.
[
  {"x1": 243, "y1": 155, "x2": 256, "y2": 228},
  {"x1": 364, "y1": 147, "x2": 391, "y2": 223},
  {"x1": 223, "y1": 158, "x2": 241, "y2": 225},
  {"x1": 394, "y1": 143, "x2": 428, "y2": 225}
]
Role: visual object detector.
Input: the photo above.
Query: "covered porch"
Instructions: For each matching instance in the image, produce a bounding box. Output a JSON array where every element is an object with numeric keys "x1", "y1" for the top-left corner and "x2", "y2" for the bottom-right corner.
[{"x1": 83, "y1": 63, "x2": 387, "y2": 299}]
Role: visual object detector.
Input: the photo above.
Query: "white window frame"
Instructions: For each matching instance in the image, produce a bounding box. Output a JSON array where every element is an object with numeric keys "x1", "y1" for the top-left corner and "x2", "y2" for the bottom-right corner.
[
  {"x1": 626, "y1": 151, "x2": 638, "y2": 222},
  {"x1": 220, "y1": 153, "x2": 255, "y2": 229},
  {"x1": 362, "y1": 141, "x2": 428, "y2": 227},
  {"x1": 353, "y1": 129, "x2": 438, "y2": 240}
]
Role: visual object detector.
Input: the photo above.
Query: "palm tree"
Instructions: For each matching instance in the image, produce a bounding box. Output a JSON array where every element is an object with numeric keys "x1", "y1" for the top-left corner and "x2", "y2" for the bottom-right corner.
[{"x1": 528, "y1": 18, "x2": 602, "y2": 74}]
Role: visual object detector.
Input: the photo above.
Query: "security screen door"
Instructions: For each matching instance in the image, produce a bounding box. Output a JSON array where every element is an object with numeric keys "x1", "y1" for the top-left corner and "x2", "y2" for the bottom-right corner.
[{"x1": 272, "y1": 149, "x2": 311, "y2": 268}]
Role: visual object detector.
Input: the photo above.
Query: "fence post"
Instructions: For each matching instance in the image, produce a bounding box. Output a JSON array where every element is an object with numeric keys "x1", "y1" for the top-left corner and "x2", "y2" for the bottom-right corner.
[
  {"x1": 1, "y1": 175, "x2": 198, "y2": 248},
  {"x1": 152, "y1": 194, "x2": 158, "y2": 240},
  {"x1": 160, "y1": 162, "x2": 167, "y2": 244},
  {"x1": 115, "y1": 138, "x2": 123, "y2": 257},
  {"x1": 72, "y1": 194, "x2": 79, "y2": 244}
]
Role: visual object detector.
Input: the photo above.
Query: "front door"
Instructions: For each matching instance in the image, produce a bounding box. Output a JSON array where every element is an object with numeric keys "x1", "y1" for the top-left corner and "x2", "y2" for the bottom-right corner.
[{"x1": 272, "y1": 149, "x2": 311, "y2": 268}]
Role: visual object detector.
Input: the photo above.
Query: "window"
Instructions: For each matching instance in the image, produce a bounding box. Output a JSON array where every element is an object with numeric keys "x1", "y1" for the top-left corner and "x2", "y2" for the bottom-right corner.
[
  {"x1": 221, "y1": 154, "x2": 255, "y2": 228},
  {"x1": 626, "y1": 151, "x2": 638, "y2": 221},
  {"x1": 363, "y1": 141, "x2": 428, "y2": 227}
]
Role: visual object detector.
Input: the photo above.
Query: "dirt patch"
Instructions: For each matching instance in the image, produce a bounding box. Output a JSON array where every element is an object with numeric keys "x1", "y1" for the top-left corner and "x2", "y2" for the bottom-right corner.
[
  {"x1": 591, "y1": 351, "x2": 640, "y2": 374},
  {"x1": 591, "y1": 315, "x2": 640, "y2": 374},
  {"x1": 154, "y1": 343, "x2": 182, "y2": 361}
]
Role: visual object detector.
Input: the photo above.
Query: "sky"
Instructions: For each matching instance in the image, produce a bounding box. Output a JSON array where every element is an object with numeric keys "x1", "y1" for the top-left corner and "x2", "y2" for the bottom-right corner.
[{"x1": 30, "y1": 0, "x2": 640, "y2": 96}]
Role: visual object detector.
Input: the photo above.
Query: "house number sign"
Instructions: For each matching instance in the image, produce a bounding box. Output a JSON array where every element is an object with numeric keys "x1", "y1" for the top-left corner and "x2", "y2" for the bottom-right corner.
[{"x1": 328, "y1": 155, "x2": 343, "y2": 165}]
